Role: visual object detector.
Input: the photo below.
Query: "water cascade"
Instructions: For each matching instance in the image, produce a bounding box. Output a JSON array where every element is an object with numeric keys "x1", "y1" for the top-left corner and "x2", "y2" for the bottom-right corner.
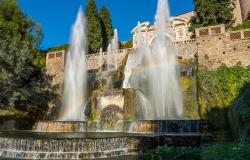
[
  {"x1": 123, "y1": 0, "x2": 183, "y2": 119},
  {"x1": 59, "y1": 7, "x2": 87, "y2": 121}
]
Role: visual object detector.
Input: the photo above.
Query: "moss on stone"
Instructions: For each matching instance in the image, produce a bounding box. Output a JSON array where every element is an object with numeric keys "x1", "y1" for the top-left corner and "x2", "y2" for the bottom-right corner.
[
  {"x1": 181, "y1": 76, "x2": 200, "y2": 119},
  {"x1": 123, "y1": 89, "x2": 135, "y2": 121}
]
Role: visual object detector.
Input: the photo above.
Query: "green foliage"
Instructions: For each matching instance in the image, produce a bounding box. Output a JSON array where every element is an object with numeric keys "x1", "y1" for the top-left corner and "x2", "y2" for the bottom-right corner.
[
  {"x1": 0, "y1": 0, "x2": 42, "y2": 49},
  {"x1": 144, "y1": 146, "x2": 201, "y2": 160},
  {"x1": 32, "y1": 51, "x2": 46, "y2": 70},
  {"x1": 202, "y1": 143, "x2": 250, "y2": 160},
  {"x1": 145, "y1": 143, "x2": 250, "y2": 160},
  {"x1": 190, "y1": 0, "x2": 234, "y2": 32},
  {"x1": 119, "y1": 39, "x2": 133, "y2": 49},
  {"x1": 197, "y1": 64, "x2": 250, "y2": 132},
  {"x1": 229, "y1": 83, "x2": 250, "y2": 142},
  {"x1": 0, "y1": 0, "x2": 56, "y2": 122},
  {"x1": 99, "y1": 6, "x2": 114, "y2": 51},
  {"x1": 181, "y1": 76, "x2": 200, "y2": 119},
  {"x1": 232, "y1": 20, "x2": 250, "y2": 30},
  {"x1": 85, "y1": 0, "x2": 102, "y2": 54},
  {"x1": 47, "y1": 44, "x2": 69, "y2": 52},
  {"x1": 0, "y1": 108, "x2": 25, "y2": 117}
]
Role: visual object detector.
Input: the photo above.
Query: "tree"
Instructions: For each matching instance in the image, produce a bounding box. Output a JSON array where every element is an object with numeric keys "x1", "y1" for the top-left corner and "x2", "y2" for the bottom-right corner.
[
  {"x1": 85, "y1": 0, "x2": 102, "y2": 54},
  {"x1": 0, "y1": 0, "x2": 54, "y2": 122},
  {"x1": 48, "y1": 44, "x2": 69, "y2": 52},
  {"x1": 119, "y1": 39, "x2": 133, "y2": 49},
  {"x1": 189, "y1": 0, "x2": 234, "y2": 33},
  {"x1": 0, "y1": 0, "x2": 42, "y2": 49},
  {"x1": 99, "y1": 6, "x2": 114, "y2": 51}
]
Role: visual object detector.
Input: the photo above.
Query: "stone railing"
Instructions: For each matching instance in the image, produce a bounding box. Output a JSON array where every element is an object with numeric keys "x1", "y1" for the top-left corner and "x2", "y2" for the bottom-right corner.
[
  {"x1": 46, "y1": 50, "x2": 65, "y2": 59},
  {"x1": 229, "y1": 29, "x2": 250, "y2": 40},
  {"x1": 46, "y1": 41, "x2": 198, "y2": 60},
  {"x1": 85, "y1": 48, "x2": 134, "y2": 58},
  {"x1": 195, "y1": 24, "x2": 226, "y2": 37},
  {"x1": 46, "y1": 48, "x2": 134, "y2": 60},
  {"x1": 174, "y1": 39, "x2": 196, "y2": 44},
  {"x1": 195, "y1": 24, "x2": 250, "y2": 41}
]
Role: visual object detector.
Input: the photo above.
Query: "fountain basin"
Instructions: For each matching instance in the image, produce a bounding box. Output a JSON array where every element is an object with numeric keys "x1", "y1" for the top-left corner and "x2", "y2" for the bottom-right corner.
[
  {"x1": 0, "y1": 130, "x2": 210, "y2": 159},
  {"x1": 35, "y1": 120, "x2": 208, "y2": 133},
  {"x1": 0, "y1": 120, "x2": 210, "y2": 159}
]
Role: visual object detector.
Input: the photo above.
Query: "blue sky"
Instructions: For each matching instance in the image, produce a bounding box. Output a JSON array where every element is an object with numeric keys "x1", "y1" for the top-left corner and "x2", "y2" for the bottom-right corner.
[{"x1": 18, "y1": 0, "x2": 194, "y2": 50}]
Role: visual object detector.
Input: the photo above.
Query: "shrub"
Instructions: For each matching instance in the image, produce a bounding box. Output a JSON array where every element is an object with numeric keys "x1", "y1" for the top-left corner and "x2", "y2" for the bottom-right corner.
[
  {"x1": 144, "y1": 146, "x2": 201, "y2": 160},
  {"x1": 144, "y1": 143, "x2": 250, "y2": 160},
  {"x1": 202, "y1": 143, "x2": 250, "y2": 160},
  {"x1": 232, "y1": 20, "x2": 250, "y2": 30},
  {"x1": 197, "y1": 65, "x2": 250, "y2": 132}
]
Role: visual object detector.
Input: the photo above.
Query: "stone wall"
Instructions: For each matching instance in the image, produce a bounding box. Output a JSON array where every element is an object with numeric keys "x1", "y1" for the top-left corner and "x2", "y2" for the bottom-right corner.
[
  {"x1": 174, "y1": 40, "x2": 197, "y2": 58},
  {"x1": 86, "y1": 49, "x2": 129, "y2": 71},
  {"x1": 46, "y1": 50, "x2": 65, "y2": 85},
  {"x1": 46, "y1": 49, "x2": 129, "y2": 85},
  {"x1": 196, "y1": 25, "x2": 250, "y2": 69}
]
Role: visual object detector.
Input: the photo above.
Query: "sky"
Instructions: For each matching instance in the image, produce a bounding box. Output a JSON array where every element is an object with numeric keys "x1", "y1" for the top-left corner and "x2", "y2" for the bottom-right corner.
[{"x1": 18, "y1": 0, "x2": 194, "y2": 50}]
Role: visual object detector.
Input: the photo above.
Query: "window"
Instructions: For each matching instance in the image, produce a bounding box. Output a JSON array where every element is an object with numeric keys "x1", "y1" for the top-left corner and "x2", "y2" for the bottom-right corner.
[{"x1": 48, "y1": 54, "x2": 55, "y2": 59}]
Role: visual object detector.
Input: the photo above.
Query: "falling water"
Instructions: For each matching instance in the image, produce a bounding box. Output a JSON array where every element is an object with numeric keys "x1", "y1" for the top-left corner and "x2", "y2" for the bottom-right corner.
[
  {"x1": 59, "y1": 7, "x2": 87, "y2": 121},
  {"x1": 107, "y1": 29, "x2": 119, "y2": 71},
  {"x1": 123, "y1": 22, "x2": 146, "y2": 89},
  {"x1": 123, "y1": 0, "x2": 183, "y2": 119},
  {"x1": 99, "y1": 48, "x2": 103, "y2": 72}
]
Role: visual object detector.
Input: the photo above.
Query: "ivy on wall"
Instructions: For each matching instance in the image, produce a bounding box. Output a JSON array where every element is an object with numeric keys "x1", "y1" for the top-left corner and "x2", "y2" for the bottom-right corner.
[{"x1": 197, "y1": 64, "x2": 250, "y2": 137}]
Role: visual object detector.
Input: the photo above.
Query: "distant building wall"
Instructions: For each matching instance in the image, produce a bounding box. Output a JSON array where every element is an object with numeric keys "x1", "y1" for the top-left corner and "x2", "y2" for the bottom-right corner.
[{"x1": 196, "y1": 24, "x2": 250, "y2": 69}]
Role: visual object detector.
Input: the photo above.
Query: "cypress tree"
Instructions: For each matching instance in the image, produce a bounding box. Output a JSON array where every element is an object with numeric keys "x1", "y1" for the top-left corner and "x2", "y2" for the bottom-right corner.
[
  {"x1": 189, "y1": 0, "x2": 234, "y2": 32},
  {"x1": 85, "y1": 0, "x2": 102, "y2": 54},
  {"x1": 99, "y1": 6, "x2": 114, "y2": 51}
]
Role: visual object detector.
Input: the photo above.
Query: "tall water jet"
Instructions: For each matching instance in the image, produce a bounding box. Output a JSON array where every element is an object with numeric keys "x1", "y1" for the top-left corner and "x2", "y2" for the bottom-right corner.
[
  {"x1": 123, "y1": 0, "x2": 183, "y2": 119},
  {"x1": 59, "y1": 7, "x2": 87, "y2": 121},
  {"x1": 107, "y1": 29, "x2": 119, "y2": 71}
]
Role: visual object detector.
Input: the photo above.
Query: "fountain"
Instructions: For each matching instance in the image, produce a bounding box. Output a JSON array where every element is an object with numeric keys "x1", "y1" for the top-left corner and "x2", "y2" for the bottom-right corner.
[
  {"x1": 0, "y1": 1, "x2": 210, "y2": 159},
  {"x1": 123, "y1": 0, "x2": 183, "y2": 119},
  {"x1": 59, "y1": 6, "x2": 87, "y2": 121}
]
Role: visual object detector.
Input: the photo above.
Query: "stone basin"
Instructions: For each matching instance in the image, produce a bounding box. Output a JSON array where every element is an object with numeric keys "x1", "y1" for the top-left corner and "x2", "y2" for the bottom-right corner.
[
  {"x1": 34, "y1": 120, "x2": 208, "y2": 133},
  {"x1": 0, "y1": 130, "x2": 210, "y2": 160},
  {"x1": 0, "y1": 120, "x2": 210, "y2": 159}
]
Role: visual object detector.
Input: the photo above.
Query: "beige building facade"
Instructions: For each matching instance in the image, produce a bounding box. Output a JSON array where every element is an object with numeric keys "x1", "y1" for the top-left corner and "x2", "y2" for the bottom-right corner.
[{"x1": 132, "y1": 12, "x2": 195, "y2": 48}]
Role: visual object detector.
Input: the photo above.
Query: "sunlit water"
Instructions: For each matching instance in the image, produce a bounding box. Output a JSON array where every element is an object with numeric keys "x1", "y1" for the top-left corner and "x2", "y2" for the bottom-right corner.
[
  {"x1": 123, "y1": 0, "x2": 183, "y2": 119},
  {"x1": 59, "y1": 7, "x2": 87, "y2": 121},
  {"x1": 107, "y1": 29, "x2": 119, "y2": 71}
]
